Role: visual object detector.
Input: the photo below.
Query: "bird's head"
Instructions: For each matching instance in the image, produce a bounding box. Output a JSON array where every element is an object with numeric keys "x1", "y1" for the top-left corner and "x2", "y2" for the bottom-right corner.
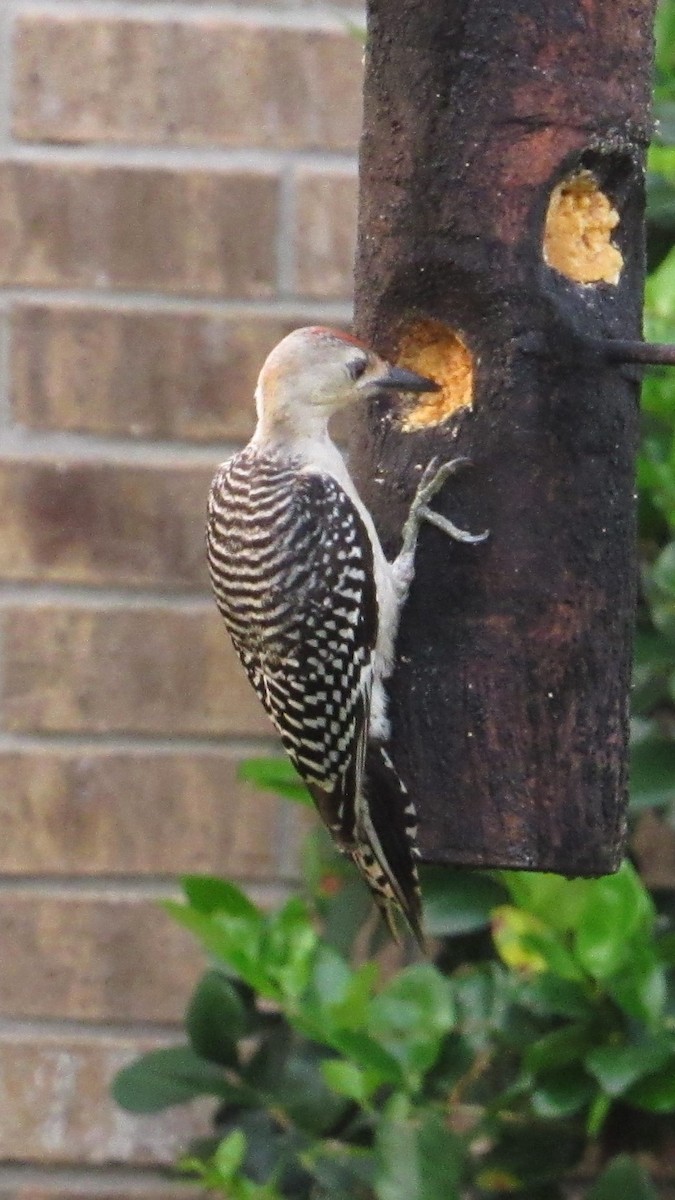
[{"x1": 253, "y1": 326, "x2": 439, "y2": 442}]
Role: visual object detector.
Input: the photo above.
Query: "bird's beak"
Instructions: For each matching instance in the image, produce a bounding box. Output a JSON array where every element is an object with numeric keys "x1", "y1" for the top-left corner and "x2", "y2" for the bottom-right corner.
[{"x1": 367, "y1": 364, "x2": 440, "y2": 394}]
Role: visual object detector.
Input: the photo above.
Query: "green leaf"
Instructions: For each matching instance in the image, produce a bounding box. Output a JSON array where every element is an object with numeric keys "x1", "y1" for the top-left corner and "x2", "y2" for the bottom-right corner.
[
  {"x1": 322, "y1": 1058, "x2": 377, "y2": 1105},
  {"x1": 112, "y1": 1046, "x2": 241, "y2": 1113},
  {"x1": 243, "y1": 1031, "x2": 350, "y2": 1136},
  {"x1": 655, "y1": 99, "x2": 675, "y2": 147},
  {"x1": 491, "y1": 906, "x2": 550, "y2": 973},
  {"x1": 646, "y1": 244, "x2": 675, "y2": 330},
  {"x1": 302, "y1": 1143, "x2": 374, "y2": 1198},
  {"x1": 574, "y1": 863, "x2": 653, "y2": 980},
  {"x1": 421, "y1": 868, "x2": 505, "y2": 937},
  {"x1": 492, "y1": 905, "x2": 583, "y2": 981},
  {"x1": 625, "y1": 1050, "x2": 675, "y2": 1112},
  {"x1": 606, "y1": 941, "x2": 667, "y2": 1025},
  {"x1": 651, "y1": 540, "x2": 675, "y2": 595},
  {"x1": 186, "y1": 970, "x2": 249, "y2": 1067},
  {"x1": 375, "y1": 1098, "x2": 465, "y2": 1200},
  {"x1": 375, "y1": 966, "x2": 455, "y2": 1040},
  {"x1": 656, "y1": 0, "x2": 675, "y2": 77},
  {"x1": 369, "y1": 966, "x2": 456, "y2": 1080},
  {"x1": 530, "y1": 1066, "x2": 595, "y2": 1119},
  {"x1": 264, "y1": 896, "x2": 318, "y2": 1002},
  {"x1": 331, "y1": 1030, "x2": 405, "y2": 1088},
  {"x1": 630, "y1": 736, "x2": 675, "y2": 808},
  {"x1": 586, "y1": 1155, "x2": 659, "y2": 1200},
  {"x1": 656, "y1": 930, "x2": 675, "y2": 964},
  {"x1": 165, "y1": 902, "x2": 274, "y2": 999},
  {"x1": 586, "y1": 1090, "x2": 612, "y2": 1139},
  {"x1": 214, "y1": 1130, "x2": 247, "y2": 1182},
  {"x1": 525, "y1": 1024, "x2": 597, "y2": 1074},
  {"x1": 238, "y1": 757, "x2": 312, "y2": 806},
  {"x1": 453, "y1": 963, "x2": 516, "y2": 1050},
  {"x1": 518, "y1": 973, "x2": 594, "y2": 1020},
  {"x1": 647, "y1": 171, "x2": 675, "y2": 229},
  {"x1": 182, "y1": 875, "x2": 262, "y2": 920},
  {"x1": 585, "y1": 1038, "x2": 674, "y2": 1097},
  {"x1": 324, "y1": 960, "x2": 380, "y2": 1030},
  {"x1": 309, "y1": 945, "x2": 353, "y2": 1010},
  {"x1": 423, "y1": 1032, "x2": 475, "y2": 1095},
  {"x1": 500, "y1": 872, "x2": 591, "y2": 933}
]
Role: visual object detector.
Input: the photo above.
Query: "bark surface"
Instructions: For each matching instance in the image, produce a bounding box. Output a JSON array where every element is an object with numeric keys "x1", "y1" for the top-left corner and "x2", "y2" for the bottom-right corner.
[{"x1": 351, "y1": 0, "x2": 656, "y2": 873}]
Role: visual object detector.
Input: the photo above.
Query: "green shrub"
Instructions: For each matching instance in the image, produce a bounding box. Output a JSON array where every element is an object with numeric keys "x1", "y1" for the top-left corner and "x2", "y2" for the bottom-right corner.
[{"x1": 113, "y1": 760, "x2": 675, "y2": 1199}]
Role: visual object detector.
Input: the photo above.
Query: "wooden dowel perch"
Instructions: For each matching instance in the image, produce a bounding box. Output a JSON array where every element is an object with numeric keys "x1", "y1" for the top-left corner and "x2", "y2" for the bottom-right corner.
[
  {"x1": 350, "y1": 0, "x2": 657, "y2": 874},
  {"x1": 601, "y1": 339, "x2": 675, "y2": 366}
]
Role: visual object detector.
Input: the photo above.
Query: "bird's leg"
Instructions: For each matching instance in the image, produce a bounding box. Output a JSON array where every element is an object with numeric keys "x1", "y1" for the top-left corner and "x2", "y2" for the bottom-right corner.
[{"x1": 392, "y1": 456, "x2": 488, "y2": 596}]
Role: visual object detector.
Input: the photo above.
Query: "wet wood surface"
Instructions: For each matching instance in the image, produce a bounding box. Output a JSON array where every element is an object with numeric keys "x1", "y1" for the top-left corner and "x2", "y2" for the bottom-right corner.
[{"x1": 350, "y1": 0, "x2": 656, "y2": 873}]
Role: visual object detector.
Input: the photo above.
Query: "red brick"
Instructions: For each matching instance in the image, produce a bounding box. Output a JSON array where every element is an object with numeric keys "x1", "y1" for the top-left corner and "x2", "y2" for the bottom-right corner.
[
  {"x1": 0, "y1": 752, "x2": 284, "y2": 879},
  {"x1": 0, "y1": 461, "x2": 212, "y2": 590},
  {"x1": 2, "y1": 607, "x2": 273, "y2": 737},
  {"x1": 14, "y1": 17, "x2": 363, "y2": 153},
  {"x1": 0, "y1": 162, "x2": 278, "y2": 297},
  {"x1": 0, "y1": 1033, "x2": 211, "y2": 1164},
  {"x1": 0, "y1": 1190, "x2": 202, "y2": 1200},
  {"x1": 0, "y1": 893, "x2": 205, "y2": 1022},
  {"x1": 11, "y1": 305, "x2": 299, "y2": 442},
  {"x1": 50, "y1": 0, "x2": 360, "y2": 5},
  {"x1": 295, "y1": 169, "x2": 358, "y2": 298}
]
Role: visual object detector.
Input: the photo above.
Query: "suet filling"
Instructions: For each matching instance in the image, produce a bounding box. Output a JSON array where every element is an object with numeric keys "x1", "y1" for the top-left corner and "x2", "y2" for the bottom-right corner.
[
  {"x1": 396, "y1": 319, "x2": 474, "y2": 430},
  {"x1": 543, "y1": 170, "x2": 623, "y2": 285}
]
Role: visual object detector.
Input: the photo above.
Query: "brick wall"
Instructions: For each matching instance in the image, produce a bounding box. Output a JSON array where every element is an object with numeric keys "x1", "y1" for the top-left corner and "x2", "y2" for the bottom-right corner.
[{"x1": 0, "y1": 2, "x2": 362, "y2": 1196}]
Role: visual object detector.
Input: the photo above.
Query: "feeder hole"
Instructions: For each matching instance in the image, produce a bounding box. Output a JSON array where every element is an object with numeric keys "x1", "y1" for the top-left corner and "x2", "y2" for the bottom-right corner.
[
  {"x1": 396, "y1": 319, "x2": 474, "y2": 431},
  {"x1": 543, "y1": 170, "x2": 623, "y2": 285}
]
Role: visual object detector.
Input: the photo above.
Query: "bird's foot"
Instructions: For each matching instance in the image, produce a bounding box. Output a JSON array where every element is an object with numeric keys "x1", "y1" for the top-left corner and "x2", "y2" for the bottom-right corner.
[{"x1": 399, "y1": 455, "x2": 488, "y2": 558}]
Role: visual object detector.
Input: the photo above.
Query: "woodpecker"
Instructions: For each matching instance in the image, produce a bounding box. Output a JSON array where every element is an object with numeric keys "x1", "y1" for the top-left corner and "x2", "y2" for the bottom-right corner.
[{"x1": 206, "y1": 326, "x2": 485, "y2": 948}]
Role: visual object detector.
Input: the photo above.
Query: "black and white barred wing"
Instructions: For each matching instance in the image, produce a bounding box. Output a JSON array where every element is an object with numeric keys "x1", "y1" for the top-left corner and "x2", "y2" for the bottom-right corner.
[{"x1": 206, "y1": 448, "x2": 378, "y2": 847}]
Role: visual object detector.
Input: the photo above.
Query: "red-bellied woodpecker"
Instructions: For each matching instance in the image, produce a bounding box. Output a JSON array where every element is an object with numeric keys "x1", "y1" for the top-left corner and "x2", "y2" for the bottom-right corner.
[{"x1": 206, "y1": 326, "x2": 486, "y2": 948}]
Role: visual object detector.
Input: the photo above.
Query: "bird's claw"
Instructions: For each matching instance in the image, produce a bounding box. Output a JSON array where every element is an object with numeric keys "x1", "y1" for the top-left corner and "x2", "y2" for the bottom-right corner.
[
  {"x1": 403, "y1": 455, "x2": 488, "y2": 549},
  {"x1": 416, "y1": 504, "x2": 489, "y2": 544},
  {"x1": 414, "y1": 454, "x2": 474, "y2": 508}
]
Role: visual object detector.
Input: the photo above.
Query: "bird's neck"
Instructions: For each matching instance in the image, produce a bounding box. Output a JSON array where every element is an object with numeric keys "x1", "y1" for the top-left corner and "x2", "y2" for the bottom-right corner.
[
  {"x1": 251, "y1": 406, "x2": 354, "y2": 488},
  {"x1": 251, "y1": 396, "x2": 335, "y2": 456}
]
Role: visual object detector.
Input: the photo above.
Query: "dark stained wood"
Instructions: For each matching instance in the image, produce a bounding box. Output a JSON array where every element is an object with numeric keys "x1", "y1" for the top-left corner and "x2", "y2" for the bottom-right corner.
[{"x1": 350, "y1": 0, "x2": 657, "y2": 873}]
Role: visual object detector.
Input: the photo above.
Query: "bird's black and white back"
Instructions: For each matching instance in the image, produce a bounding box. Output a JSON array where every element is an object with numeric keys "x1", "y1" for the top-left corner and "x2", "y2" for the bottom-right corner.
[
  {"x1": 207, "y1": 444, "x2": 377, "y2": 841},
  {"x1": 205, "y1": 325, "x2": 439, "y2": 947},
  {"x1": 207, "y1": 441, "x2": 423, "y2": 943}
]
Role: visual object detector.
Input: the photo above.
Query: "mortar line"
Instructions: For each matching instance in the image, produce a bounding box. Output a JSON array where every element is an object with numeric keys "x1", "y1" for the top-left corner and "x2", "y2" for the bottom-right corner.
[
  {"x1": 0, "y1": 424, "x2": 238, "y2": 463},
  {"x1": 5, "y1": 141, "x2": 358, "y2": 172},
  {"x1": 0, "y1": 582, "x2": 215, "y2": 607},
  {"x1": 0, "y1": 875, "x2": 295, "y2": 898},
  {"x1": 13, "y1": 1, "x2": 366, "y2": 34},
  {"x1": 0, "y1": 1163, "x2": 200, "y2": 1191},
  {"x1": 5, "y1": 287, "x2": 353, "y2": 319},
  {"x1": 0, "y1": 1016, "x2": 185, "y2": 1040},
  {"x1": 0, "y1": 729, "x2": 281, "y2": 754}
]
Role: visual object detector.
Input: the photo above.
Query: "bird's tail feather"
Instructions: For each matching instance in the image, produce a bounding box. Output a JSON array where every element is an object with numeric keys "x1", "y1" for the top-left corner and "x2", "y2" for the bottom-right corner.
[{"x1": 353, "y1": 744, "x2": 426, "y2": 952}]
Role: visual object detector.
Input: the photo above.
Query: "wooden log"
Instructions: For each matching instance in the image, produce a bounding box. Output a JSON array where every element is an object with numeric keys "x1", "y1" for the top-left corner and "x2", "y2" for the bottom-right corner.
[{"x1": 350, "y1": 0, "x2": 657, "y2": 874}]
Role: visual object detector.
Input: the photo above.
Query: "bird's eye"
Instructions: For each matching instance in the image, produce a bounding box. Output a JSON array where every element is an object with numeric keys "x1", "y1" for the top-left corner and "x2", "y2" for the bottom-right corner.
[{"x1": 347, "y1": 357, "x2": 368, "y2": 381}]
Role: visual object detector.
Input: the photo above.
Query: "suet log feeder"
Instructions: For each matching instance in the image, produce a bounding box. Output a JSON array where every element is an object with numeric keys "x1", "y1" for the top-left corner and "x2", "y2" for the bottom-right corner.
[{"x1": 350, "y1": 0, "x2": 657, "y2": 874}]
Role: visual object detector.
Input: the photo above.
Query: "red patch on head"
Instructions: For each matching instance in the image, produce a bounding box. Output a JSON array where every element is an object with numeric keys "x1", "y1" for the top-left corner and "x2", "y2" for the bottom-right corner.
[{"x1": 306, "y1": 326, "x2": 369, "y2": 350}]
